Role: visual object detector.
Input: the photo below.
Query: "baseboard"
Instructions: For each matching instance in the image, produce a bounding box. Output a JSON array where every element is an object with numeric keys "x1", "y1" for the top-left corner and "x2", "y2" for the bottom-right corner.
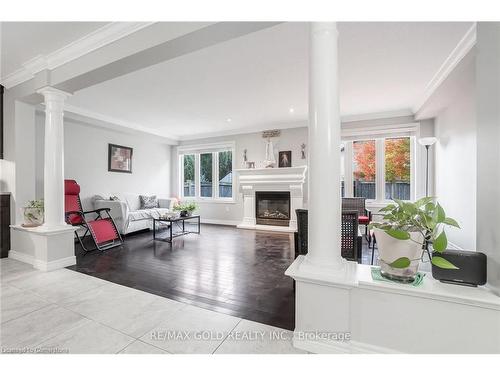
[
  {"x1": 8, "y1": 250, "x2": 35, "y2": 266},
  {"x1": 292, "y1": 337, "x2": 401, "y2": 354},
  {"x1": 34, "y1": 256, "x2": 77, "y2": 271},
  {"x1": 200, "y1": 218, "x2": 239, "y2": 226},
  {"x1": 8, "y1": 250, "x2": 76, "y2": 271}
]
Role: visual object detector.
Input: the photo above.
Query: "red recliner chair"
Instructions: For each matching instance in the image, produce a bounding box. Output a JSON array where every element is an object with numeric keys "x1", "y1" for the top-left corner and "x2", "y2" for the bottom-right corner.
[{"x1": 64, "y1": 179, "x2": 123, "y2": 252}]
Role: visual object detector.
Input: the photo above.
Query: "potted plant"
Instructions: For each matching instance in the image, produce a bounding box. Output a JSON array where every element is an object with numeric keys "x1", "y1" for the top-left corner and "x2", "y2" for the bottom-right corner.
[
  {"x1": 22, "y1": 199, "x2": 44, "y2": 227},
  {"x1": 173, "y1": 201, "x2": 198, "y2": 217},
  {"x1": 369, "y1": 197, "x2": 460, "y2": 283}
]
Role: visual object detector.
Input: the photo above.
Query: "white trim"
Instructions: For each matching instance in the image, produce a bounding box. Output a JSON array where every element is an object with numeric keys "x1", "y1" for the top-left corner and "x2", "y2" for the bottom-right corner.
[
  {"x1": 413, "y1": 23, "x2": 477, "y2": 114},
  {"x1": 8, "y1": 249, "x2": 35, "y2": 266},
  {"x1": 200, "y1": 218, "x2": 239, "y2": 226},
  {"x1": 1, "y1": 22, "x2": 155, "y2": 89},
  {"x1": 63, "y1": 104, "x2": 179, "y2": 144},
  {"x1": 341, "y1": 109, "x2": 413, "y2": 123},
  {"x1": 341, "y1": 123, "x2": 419, "y2": 139},
  {"x1": 177, "y1": 121, "x2": 307, "y2": 141},
  {"x1": 34, "y1": 256, "x2": 77, "y2": 272},
  {"x1": 177, "y1": 141, "x2": 236, "y2": 154}
]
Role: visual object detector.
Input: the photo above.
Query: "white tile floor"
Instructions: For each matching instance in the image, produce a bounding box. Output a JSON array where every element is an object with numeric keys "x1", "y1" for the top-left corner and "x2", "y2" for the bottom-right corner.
[{"x1": 0, "y1": 258, "x2": 306, "y2": 354}]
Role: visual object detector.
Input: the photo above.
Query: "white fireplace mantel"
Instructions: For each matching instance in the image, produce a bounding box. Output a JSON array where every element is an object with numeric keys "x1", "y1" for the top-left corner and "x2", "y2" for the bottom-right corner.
[{"x1": 235, "y1": 166, "x2": 307, "y2": 232}]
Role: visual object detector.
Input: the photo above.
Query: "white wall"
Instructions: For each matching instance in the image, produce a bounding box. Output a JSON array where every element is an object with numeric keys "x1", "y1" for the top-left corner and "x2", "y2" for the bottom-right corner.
[
  {"x1": 476, "y1": 23, "x2": 500, "y2": 295},
  {"x1": 432, "y1": 56, "x2": 476, "y2": 250},
  {"x1": 171, "y1": 127, "x2": 308, "y2": 224},
  {"x1": 35, "y1": 114, "x2": 172, "y2": 211}
]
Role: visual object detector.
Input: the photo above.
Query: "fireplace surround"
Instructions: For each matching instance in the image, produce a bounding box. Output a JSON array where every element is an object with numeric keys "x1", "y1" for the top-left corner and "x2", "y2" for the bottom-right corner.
[{"x1": 235, "y1": 166, "x2": 307, "y2": 232}]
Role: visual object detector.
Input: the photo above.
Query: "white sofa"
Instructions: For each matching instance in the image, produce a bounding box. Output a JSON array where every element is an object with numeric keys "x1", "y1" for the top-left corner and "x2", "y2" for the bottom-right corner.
[{"x1": 94, "y1": 194, "x2": 178, "y2": 235}]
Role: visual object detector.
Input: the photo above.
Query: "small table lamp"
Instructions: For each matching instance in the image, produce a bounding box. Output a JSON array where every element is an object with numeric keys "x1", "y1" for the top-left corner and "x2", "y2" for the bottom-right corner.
[{"x1": 418, "y1": 137, "x2": 438, "y2": 197}]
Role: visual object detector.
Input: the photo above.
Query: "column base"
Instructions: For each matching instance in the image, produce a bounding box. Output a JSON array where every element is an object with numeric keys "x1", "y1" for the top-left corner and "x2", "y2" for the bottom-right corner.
[{"x1": 9, "y1": 224, "x2": 76, "y2": 271}]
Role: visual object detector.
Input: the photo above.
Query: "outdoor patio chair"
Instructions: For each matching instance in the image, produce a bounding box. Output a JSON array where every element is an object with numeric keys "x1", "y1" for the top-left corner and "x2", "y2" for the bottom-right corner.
[
  {"x1": 342, "y1": 197, "x2": 372, "y2": 237},
  {"x1": 64, "y1": 179, "x2": 123, "y2": 252}
]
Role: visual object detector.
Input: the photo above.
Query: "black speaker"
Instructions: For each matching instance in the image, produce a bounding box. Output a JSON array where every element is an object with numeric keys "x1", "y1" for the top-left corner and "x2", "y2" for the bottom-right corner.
[{"x1": 431, "y1": 250, "x2": 487, "y2": 287}]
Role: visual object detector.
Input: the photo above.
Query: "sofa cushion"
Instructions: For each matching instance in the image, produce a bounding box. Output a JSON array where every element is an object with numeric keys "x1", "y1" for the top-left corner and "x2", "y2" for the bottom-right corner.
[
  {"x1": 140, "y1": 195, "x2": 159, "y2": 209},
  {"x1": 128, "y1": 208, "x2": 171, "y2": 221},
  {"x1": 124, "y1": 194, "x2": 141, "y2": 211}
]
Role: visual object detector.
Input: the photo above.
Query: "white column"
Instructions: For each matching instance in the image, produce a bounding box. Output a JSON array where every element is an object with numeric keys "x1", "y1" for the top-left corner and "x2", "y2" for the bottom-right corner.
[
  {"x1": 476, "y1": 23, "x2": 500, "y2": 296},
  {"x1": 306, "y1": 22, "x2": 343, "y2": 268},
  {"x1": 37, "y1": 87, "x2": 71, "y2": 228}
]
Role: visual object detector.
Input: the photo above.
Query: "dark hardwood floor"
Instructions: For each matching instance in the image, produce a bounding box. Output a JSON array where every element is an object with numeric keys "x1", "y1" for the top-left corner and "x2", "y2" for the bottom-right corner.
[{"x1": 68, "y1": 223, "x2": 378, "y2": 331}]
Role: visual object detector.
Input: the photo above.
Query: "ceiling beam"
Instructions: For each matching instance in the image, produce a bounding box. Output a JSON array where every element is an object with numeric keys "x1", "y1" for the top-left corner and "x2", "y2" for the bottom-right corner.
[{"x1": 50, "y1": 22, "x2": 281, "y2": 95}]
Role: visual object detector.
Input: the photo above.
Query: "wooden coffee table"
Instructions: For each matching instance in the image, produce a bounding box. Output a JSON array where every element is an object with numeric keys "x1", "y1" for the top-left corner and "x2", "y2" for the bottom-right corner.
[{"x1": 152, "y1": 215, "x2": 200, "y2": 243}]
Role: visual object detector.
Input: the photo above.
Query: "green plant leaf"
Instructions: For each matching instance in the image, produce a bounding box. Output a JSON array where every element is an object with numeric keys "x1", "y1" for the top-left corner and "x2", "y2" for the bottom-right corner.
[
  {"x1": 386, "y1": 229, "x2": 410, "y2": 240},
  {"x1": 433, "y1": 203, "x2": 446, "y2": 223},
  {"x1": 392, "y1": 199, "x2": 404, "y2": 207},
  {"x1": 388, "y1": 257, "x2": 411, "y2": 269},
  {"x1": 402, "y1": 202, "x2": 417, "y2": 214},
  {"x1": 379, "y1": 204, "x2": 396, "y2": 212},
  {"x1": 431, "y1": 256, "x2": 459, "y2": 269},
  {"x1": 425, "y1": 202, "x2": 434, "y2": 213},
  {"x1": 415, "y1": 196, "x2": 434, "y2": 208},
  {"x1": 443, "y1": 217, "x2": 460, "y2": 228},
  {"x1": 432, "y1": 230, "x2": 448, "y2": 252}
]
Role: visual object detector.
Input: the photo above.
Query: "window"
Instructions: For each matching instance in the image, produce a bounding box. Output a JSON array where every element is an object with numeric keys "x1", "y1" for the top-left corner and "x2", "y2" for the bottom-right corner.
[
  {"x1": 385, "y1": 137, "x2": 411, "y2": 200},
  {"x1": 183, "y1": 154, "x2": 195, "y2": 197},
  {"x1": 200, "y1": 153, "x2": 213, "y2": 197},
  {"x1": 218, "y1": 151, "x2": 232, "y2": 198},
  {"x1": 179, "y1": 143, "x2": 234, "y2": 201},
  {"x1": 341, "y1": 135, "x2": 414, "y2": 202},
  {"x1": 353, "y1": 140, "x2": 376, "y2": 200}
]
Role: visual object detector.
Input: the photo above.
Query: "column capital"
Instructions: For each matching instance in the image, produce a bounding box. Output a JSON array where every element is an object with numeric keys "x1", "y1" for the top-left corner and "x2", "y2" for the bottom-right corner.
[
  {"x1": 37, "y1": 86, "x2": 72, "y2": 102},
  {"x1": 311, "y1": 22, "x2": 338, "y2": 37}
]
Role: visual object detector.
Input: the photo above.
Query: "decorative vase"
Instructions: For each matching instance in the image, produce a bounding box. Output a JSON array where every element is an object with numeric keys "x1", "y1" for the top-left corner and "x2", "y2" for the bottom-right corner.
[
  {"x1": 22, "y1": 207, "x2": 44, "y2": 227},
  {"x1": 374, "y1": 228, "x2": 424, "y2": 283}
]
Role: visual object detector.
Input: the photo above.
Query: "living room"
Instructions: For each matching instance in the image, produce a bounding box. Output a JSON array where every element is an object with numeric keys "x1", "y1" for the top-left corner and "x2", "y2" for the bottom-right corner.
[{"x1": 1, "y1": 2, "x2": 500, "y2": 366}]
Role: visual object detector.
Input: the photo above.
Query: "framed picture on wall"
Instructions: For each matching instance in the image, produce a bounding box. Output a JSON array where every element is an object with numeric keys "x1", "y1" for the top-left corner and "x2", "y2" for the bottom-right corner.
[
  {"x1": 108, "y1": 144, "x2": 133, "y2": 173},
  {"x1": 278, "y1": 151, "x2": 292, "y2": 168}
]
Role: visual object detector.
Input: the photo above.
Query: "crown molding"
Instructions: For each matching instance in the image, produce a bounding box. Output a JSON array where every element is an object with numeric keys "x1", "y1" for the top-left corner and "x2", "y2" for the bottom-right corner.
[
  {"x1": 1, "y1": 22, "x2": 154, "y2": 89},
  {"x1": 177, "y1": 120, "x2": 308, "y2": 141},
  {"x1": 60, "y1": 104, "x2": 179, "y2": 145},
  {"x1": 340, "y1": 109, "x2": 413, "y2": 123},
  {"x1": 413, "y1": 22, "x2": 476, "y2": 114}
]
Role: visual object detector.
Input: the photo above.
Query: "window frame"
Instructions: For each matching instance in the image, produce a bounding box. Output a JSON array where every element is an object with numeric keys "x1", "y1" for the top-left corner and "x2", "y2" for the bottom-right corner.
[
  {"x1": 178, "y1": 142, "x2": 236, "y2": 203},
  {"x1": 341, "y1": 133, "x2": 416, "y2": 203}
]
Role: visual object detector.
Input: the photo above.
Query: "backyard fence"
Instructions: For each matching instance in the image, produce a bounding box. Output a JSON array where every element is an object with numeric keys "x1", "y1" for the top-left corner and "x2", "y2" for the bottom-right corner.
[
  {"x1": 184, "y1": 182, "x2": 232, "y2": 198},
  {"x1": 342, "y1": 181, "x2": 410, "y2": 200}
]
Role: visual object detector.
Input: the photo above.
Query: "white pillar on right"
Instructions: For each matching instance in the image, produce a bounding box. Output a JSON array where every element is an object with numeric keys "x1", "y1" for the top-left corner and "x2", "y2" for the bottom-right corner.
[
  {"x1": 306, "y1": 22, "x2": 344, "y2": 269},
  {"x1": 476, "y1": 22, "x2": 500, "y2": 296}
]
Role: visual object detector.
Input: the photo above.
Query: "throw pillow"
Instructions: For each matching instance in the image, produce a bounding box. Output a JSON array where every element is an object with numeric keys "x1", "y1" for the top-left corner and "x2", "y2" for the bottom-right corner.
[{"x1": 140, "y1": 195, "x2": 159, "y2": 209}]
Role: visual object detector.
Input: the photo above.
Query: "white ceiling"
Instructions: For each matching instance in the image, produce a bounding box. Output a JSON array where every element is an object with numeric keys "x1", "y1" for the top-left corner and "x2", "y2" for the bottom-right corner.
[
  {"x1": 2, "y1": 22, "x2": 473, "y2": 140},
  {"x1": 1, "y1": 22, "x2": 108, "y2": 78}
]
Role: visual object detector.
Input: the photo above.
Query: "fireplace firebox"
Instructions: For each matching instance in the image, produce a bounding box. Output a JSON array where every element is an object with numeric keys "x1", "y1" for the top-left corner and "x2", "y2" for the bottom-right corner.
[{"x1": 255, "y1": 191, "x2": 291, "y2": 227}]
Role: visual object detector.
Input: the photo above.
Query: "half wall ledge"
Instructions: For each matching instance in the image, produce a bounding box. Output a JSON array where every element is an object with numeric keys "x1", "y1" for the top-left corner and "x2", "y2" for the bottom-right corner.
[{"x1": 286, "y1": 255, "x2": 500, "y2": 354}]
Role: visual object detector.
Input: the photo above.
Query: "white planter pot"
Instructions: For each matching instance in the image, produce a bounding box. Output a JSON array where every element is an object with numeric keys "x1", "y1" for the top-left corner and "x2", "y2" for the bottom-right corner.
[
  {"x1": 22, "y1": 207, "x2": 44, "y2": 227},
  {"x1": 374, "y1": 228, "x2": 424, "y2": 282}
]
